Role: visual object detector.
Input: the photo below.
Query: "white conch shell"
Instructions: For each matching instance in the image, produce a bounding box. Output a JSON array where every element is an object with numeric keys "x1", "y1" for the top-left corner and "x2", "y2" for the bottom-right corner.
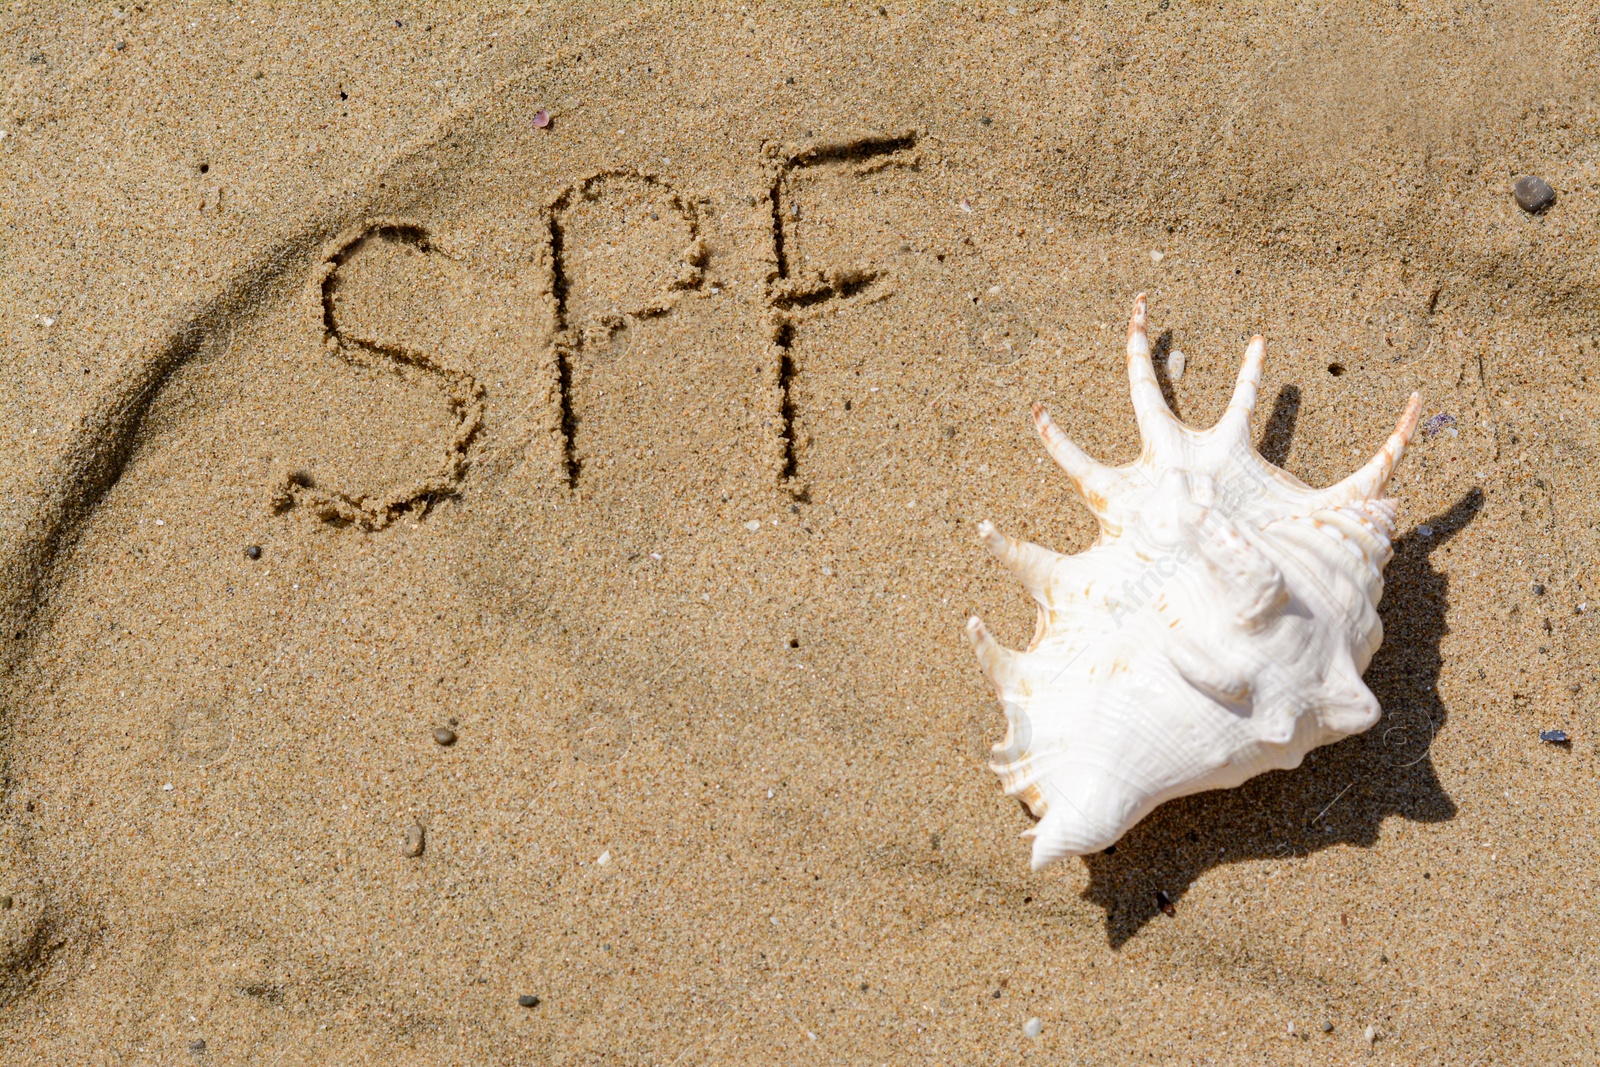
[{"x1": 968, "y1": 294, "x2": 1421, "y2": 870}]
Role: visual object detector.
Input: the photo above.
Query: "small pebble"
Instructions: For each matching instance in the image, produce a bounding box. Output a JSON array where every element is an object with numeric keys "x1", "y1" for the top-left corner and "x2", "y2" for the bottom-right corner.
[
  {"x1": 1365, "y1": 1024, "x2": 1378, "y2": 1044},
  {"x1": 1423, "y1": 412, "x2": 1456, "y2": 435},
  {"x1": 432, "y1": 726, "x2": 457, "y2": 746},
  {"x1": 0, "y1": 895, "x2": 12, "y2": 909},
  {"x1": 403, "y1": 824, "x2": 426, "y2": 857},
  {"x1": 1023, "y1": 1017, "x2": 1043, "y2": 1039},
  {"x1": 531, "y1": 108, "x2": 551, "y2": 128},
  {"x1": 979, "y1": 116, "x2": 993, "y2": 126},
  {"x1": 1512, "y1": 175, "x2": 1556, "y2": 214},
  {"x1": 245, "y1": 545, "x2": 261, "y2": 560},
  {"x1": 1532, "y1": 582, "x2": 1546, "y2": 595},
  {"x1": 1168, "y1": 349, "x2": 1186, "y2": 381},
  {"x1": 744, "y1": 520, "x2": 761, "y2": 532},
  {"x1": 1321, "y1": 1020, "x2": 1334, "y2": 1033},
  {"x1": 1154, "y1": 889, "x2": 1175, "y2": 917},
  {"x1": 1540, "y1": 729, "x2": 1570, "y2": 744},
  {"x1": 188, "y1": 1038, "x2": 206, "y2": 1053},
  {"x1": 1417, "y1": 524, "x2": 1433, "y2": 537},
  {"x1": 517, "y1": 994, "x2": 541, "y2": 1008}
]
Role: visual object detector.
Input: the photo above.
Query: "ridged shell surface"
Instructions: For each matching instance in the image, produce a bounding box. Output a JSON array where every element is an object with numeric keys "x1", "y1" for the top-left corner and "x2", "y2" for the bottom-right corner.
[{"x1": 968, "y1": 295, "x2": 1421, "y2": 870}]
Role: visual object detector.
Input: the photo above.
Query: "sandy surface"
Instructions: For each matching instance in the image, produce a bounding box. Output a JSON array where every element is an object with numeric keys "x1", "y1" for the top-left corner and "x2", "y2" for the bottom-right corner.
[{"x1": 2, "y1": 2, "x2": 1598, "y2": 1063}]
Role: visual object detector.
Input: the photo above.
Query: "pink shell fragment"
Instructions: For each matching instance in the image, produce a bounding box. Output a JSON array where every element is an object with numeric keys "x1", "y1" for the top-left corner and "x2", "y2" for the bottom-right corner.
[{"x1": 532, "y1": 109, "x2": 551, "y2": 128}]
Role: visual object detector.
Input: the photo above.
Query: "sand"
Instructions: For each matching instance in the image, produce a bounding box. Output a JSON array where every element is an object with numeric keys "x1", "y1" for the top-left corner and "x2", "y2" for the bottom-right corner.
[{"x1": 2, "y1": 2, "x2": 1598, "y2": 1063}]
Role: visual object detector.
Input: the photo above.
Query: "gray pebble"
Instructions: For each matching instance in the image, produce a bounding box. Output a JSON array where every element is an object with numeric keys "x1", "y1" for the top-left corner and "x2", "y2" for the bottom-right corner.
[
  {"x1": 432, "y1": 726, "x2": 457, "y2": 747},
  {"x1": 1321, "y1": 1020, "x2": 1334, "y2": 1033},
  {"x1": 518, "y1": 994, "x2": 541, "y2": 1008},
  {"x1": 189, "y1": 1038, "x2": 207, "y2": 1053},
  {"x1": 245, "y1": 545, "x2": 261, "y2": 560},
  {"x1": 1513, "y1": 175, "x2": 1556, "y2": 214},
  {"x1": 403, "y1": 824, "x2": 425, "y2": 857}
]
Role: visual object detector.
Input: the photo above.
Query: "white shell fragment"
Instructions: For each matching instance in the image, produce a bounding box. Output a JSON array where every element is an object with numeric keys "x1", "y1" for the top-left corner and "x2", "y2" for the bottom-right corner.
[{"x1": 968, "y1": 294, "x2": 1421, "y2": 870}]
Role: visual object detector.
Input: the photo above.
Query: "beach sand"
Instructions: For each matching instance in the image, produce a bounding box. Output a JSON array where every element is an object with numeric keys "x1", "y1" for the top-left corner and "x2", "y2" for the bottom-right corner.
[{"x1": 2, "y1": 2, "x2": 1597, "y2": 1062}]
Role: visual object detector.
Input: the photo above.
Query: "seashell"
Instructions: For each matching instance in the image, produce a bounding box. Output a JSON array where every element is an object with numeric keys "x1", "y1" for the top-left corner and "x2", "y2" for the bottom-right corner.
[{"x1": 967, "y1": 294, "x2": 1421, "y2": 870}]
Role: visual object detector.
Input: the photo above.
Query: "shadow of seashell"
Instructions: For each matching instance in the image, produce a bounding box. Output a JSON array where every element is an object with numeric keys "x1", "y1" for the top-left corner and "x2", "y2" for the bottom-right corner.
[{"x1": 1080, "y1": 487, "x2": 1478, "y2": 947}]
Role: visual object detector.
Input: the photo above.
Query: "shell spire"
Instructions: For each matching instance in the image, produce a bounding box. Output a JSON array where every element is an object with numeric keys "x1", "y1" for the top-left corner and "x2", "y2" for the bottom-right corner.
[{"x1": 970, "y1": 295, "x2": 1420, "y2": 870}]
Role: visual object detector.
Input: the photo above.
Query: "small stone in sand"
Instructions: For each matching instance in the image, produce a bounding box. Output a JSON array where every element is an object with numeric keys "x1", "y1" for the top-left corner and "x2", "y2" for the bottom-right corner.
[
  {"x1": 189, "y1": 1038, "x2": 206, "y2": 1053},
  {"x1": 1540, "y1": 729, "x2": 1570, "y2": 744},
  {"x1": 1321, "y1": 1021, "x2": 1334, "y2": 1033},
  {"x1": 245, "y1": 545, "x2": 261, "y2": 560},
  {"x1": 518, "y1": 994, "x2": 541, "y2": 1007},
  {"x1": 1365, "y1": 1024, "x2": 1379, "y2": 1044},
  {"x1": 1023, "y1": 1017, "x2": 1043, "y2": 1039},
  {"x1": 1532, "y1": 582, "x2": 1546, "y2": 595},
  {"x1": 432, "y1": 726, "x2": 457, "y2": 746},
  {"x1": 0, "y1": 895, "x2": 12, "y2": 909},
  {"x1": 403, "y1": 824, "x2": 425, "y2": 857},
  {"x1": 1512, "y1": 175, "x2": 1555, "y2": 214}
]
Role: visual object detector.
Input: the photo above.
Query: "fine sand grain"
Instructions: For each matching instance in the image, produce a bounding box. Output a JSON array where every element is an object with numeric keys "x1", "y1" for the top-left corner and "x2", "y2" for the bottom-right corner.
[{"x1": 3, "y1": 3, "x2": 1598, "y2": 1063}]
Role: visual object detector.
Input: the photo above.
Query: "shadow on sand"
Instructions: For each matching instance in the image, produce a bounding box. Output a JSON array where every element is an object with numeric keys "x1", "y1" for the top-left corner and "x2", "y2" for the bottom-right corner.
[{"x1": 1079, "y1": 435, "x2": 1480, "y2": 947}]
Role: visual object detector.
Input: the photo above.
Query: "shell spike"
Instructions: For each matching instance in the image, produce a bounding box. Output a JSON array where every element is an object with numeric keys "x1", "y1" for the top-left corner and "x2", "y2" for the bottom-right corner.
[
  {"x1": 1032, "y1": 403, "x2": 1118, "y2": 515},
  {"x1": 1212, "y1": 334, "x2": 1266, "y2": 440},
  {"x1": 977, "y1": 520, "x2": 1061, "y2": 602},
  {"x1": 965, "y1": 616, "x2": 1021, "y2": 689},
  {"x1": 1307, "y1": 392, "x2": 1423, "y2": 508},
  {"x1": 1124, "y1": 293, "x2": 1183, "y2": 455}
]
